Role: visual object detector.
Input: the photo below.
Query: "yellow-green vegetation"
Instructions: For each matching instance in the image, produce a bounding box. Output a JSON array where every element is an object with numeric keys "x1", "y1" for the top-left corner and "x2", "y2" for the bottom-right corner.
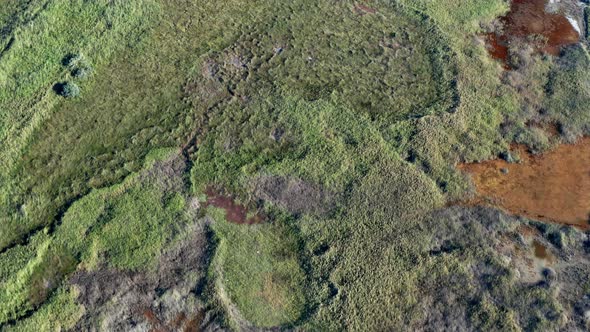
[
  {"x1": 2, "y1": 0, "x2": 590, "y2": 330},
  {"x1": 4, "y1": 289, "x2": 83, "y2": 332},
  {"x1": 210, "y1": 208, "x2": 306, "y2": 328},
  {"x1": 545, "y1": 46, "x2": 590, "y2": 141},
  {"x1": 0, "y1": 149, "x2": 186, "y2": 325},
  {"x1": 0, "y1": 0, "x2": 161, "y2": 250}
]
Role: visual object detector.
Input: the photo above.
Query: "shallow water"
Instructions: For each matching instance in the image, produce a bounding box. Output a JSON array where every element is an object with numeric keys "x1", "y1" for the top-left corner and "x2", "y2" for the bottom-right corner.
[
  {"x1": 486, "y1": 0, "x2": 579, "y2": 65},
  {"x1": 459, "y1": 137, "x2": 590, "y2": 229}
]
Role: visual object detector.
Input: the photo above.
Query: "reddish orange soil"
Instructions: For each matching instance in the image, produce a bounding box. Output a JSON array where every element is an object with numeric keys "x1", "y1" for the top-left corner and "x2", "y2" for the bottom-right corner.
[
  {"x1": 486, "y1": 0, "x2": 579, "y2": 66},
  {"x1": 532, "y1": 240, "x2": 550, "y2": 259},
  {"x1": 204, "y1": 187, "x2": 264, "y2": 225},
  {"x1": 459, "y1": 137, "x2": 590, "y2": 229},
  {"x1": 141, "y1": 308, "x2": 204, "y2": 332},
  {"x1": 485, "y1": 33, "x2": 511, "y2": 69}
]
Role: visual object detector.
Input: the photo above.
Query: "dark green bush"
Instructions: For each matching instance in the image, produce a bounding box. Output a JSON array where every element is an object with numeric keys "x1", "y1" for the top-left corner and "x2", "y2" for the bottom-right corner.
[
  {"x1": 62, "y1": 53, "x2": 84, "y2": 68},
  {"x1": 56, "y1": 81, "x2": 80, "y2": 98},
  {"x1": 72, "y1": 66, "x2": 92, "y2": 79},
  {"x1": 547, "y1": 231, "x2": 565, "y2": 249},
  {"x1": 62, "y1": 52, "x2": 93, "y2": 79}
]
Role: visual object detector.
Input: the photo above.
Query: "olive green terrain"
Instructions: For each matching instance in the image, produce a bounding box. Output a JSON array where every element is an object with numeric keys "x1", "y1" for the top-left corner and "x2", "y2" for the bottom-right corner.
[{"x1": 1, "y1": 0, "x2": 589, "y2": 330}]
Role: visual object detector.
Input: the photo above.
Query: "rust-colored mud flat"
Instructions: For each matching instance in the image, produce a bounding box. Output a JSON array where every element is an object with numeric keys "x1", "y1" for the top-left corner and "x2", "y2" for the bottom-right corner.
[
  {"x1": 486, "y1": 0, "x2": 579, "y2": 65},
  {"x1": 531, "y1": 240, "x2": 555, "y2": 263},
  {"x1": 459, "y1": 137, "x2": 590, "y2": 229},
  {"x1": 486, "y1": 33, "x2": 510, "y2": 68},
  {"x1": 205, "y1": 187, "x2": 263, "y2": 225}
]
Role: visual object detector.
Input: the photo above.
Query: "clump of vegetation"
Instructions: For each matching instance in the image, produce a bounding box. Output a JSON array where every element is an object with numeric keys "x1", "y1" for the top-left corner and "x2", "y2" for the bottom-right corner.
[
  {"x1": 500, "y1": 151, "x2": 519, "y2": 163},
  {"x1": 71, "y1": 66, "x2": 92, "y2": 79},
  {"x1": 63, "y1": 53, "x2": 93, "y2": 79},
  {"x1": 55, "y1": 81, "x2": 80, "y2": 98},
  {"x1": 62, "y1": 53, "x2": 84, "y2": 68}
]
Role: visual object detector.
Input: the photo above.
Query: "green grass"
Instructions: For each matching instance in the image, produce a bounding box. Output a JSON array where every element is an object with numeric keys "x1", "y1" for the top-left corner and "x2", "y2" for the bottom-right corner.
[
  {"x1": 0, "y1": 0, "x2": 161, "y2": 250},
  {"x1": 4, "y1": 288, "x2": 83, "y2": 332},
  {"x1": 210, "y1": 208, "x2": 306, "y2": 328},
  {"x1": 0, "y1": 0, "x2": 159, "y2": 170},
  {"x1": 1, "y1": 0, "x2": 588, "y2": 330},
  {"x1": 0, "y1": 149, "x2": 187, "y2": 324},
  {"x1": 0, "y1": 0, "x2": 255, "y2": 250},
  {"x1": 545, "y1": 45, "x2": 590, "y2": 141},
  {"x1": 0, "y1": 232, "x2": 46, "y2": 287}
]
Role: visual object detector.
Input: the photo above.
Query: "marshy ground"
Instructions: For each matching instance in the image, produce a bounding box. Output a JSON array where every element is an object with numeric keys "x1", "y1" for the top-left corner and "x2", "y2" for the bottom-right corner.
[
  {"x1": 1, "y1": 0, "x2": 590, "y2": 330},
  {"x1": 486, "y1": 0, "x2": 581, "y2": 66},
  {"x1": 460, "y1": 137, "x2": 590, "y2": 229}
]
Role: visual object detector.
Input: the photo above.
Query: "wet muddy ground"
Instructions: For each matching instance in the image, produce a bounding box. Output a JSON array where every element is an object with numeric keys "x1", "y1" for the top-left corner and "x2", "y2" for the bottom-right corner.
[
  {"x1": 459, "y1": 137, "x2": 590, "y2": 229},
  {"x1": 486, "y1": 0, "x2": 580, "y2": 66},
  {"x1": 204, "y1": 187, "x2": 264, "y2": 224},
  {"x1": 533, "y1": 239, "x2": 550, "y2": 259}
]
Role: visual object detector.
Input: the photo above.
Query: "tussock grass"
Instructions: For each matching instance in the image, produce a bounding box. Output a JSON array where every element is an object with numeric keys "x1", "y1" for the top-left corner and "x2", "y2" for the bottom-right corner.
[{"x1": 1, "y1": 0, "x2": 589, "y2": 330}]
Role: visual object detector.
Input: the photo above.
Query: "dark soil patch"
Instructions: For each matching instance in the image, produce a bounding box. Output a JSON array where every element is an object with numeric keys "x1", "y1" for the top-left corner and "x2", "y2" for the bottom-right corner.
[
  {"x1": 485, "y1": 33, "x2": 510, "y2": 69},
  {"x1": 204, "y1": 187, "x2": 264, "y2": 225},
  {"x1": 486, "y1": 0, "x2": 580, "y2": 67},
  {"x1": 69, "y1": 222, "x2": 219, "y2": 331}
]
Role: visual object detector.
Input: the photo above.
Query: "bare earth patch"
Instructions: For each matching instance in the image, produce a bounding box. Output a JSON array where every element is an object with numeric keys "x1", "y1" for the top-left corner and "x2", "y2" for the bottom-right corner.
[
  {"x1": 139, "y1": 153, "x2": 187, "y2": 193},
  {"x1": 69, "y1": 221, "x2": 219, "y2": 331},
  {"x1": 204, "y1": 187, "x2": 264, "y2": 225},
  {"x1": 459, "y1": 137, "x2": 590, "y2": 229}
]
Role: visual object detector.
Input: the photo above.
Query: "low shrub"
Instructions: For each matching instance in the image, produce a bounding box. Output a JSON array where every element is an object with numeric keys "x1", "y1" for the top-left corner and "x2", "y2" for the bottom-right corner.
[
  {"x1": 71, "y1": 66, "x2": 92, "y2": 79},
  {"x1": 54, "y1": 81, "x2": 80, "y2": 98},
  {"x1": 62, "y1": 52, "x2": 93, "y2": 79},
  {"x1": 62, "y1": 53, "x2": 84, "y2": 68}
]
